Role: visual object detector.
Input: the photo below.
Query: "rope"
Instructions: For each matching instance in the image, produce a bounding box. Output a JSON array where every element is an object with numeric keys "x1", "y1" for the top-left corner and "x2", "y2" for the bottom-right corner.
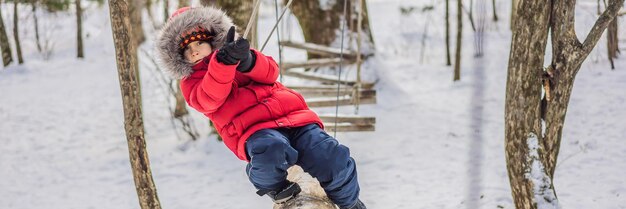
[
  {"x1": 333, "y1": 0, "x2": 349, "y2": 138},
  {"x1": 243, "y1": 0, "x2": 262, "y2": 39},
  {"x1": 275, "y1": 0, "x2": 284, "y2": 83},
  {"x1": 260, "y1": 0, "x2": 295, "y2": 52}
]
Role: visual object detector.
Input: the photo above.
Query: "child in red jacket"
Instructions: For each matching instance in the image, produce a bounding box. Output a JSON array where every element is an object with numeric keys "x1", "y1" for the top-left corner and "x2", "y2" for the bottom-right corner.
[{"x1": 156, "y1": 7, "x2": 365, "y2": 209}]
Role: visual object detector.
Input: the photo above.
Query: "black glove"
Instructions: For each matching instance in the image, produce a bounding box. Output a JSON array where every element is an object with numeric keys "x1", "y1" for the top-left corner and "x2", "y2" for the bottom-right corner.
[{"x1": 216, "y1": 26, "x2": 256, "y2": 72}]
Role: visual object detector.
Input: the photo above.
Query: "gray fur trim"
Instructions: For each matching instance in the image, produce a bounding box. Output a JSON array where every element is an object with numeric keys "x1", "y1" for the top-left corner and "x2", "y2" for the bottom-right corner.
[{"x1": 155, "y1": 7, "x2": 236, "y2": 79}]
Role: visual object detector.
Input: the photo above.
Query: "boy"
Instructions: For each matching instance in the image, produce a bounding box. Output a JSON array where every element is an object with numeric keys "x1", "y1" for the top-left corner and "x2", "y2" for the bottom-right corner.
[{"x1": 155, "y1": 7, "x2": 366, "y2": 209}]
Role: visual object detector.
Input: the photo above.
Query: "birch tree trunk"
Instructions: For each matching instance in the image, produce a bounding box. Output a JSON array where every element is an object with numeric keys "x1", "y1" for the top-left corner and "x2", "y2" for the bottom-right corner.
[
  {"x1": 505, "y1": 0, "x2": 624, "y2": 208},
  {"x1": 289, "y1": 0, "x2": 375, "y2": 59},
  {"x1": 77, "y1": 0, "x2": 84, "y2": 58},
  {"x1": 216, "y1": 0, "x2": 258, "y2": 48},
  {"x1": 13, "y1": 0, "x2": 24, "y2": 64},
  {"x1": 453, "y1": 0, "x2": 462, "y2": 81},
  {"x1": 0, "y1": 0, "x2": 13, "y2": 67},
  {"x1": 108, "y1": 0, "x2": 162, "y2": 208}
]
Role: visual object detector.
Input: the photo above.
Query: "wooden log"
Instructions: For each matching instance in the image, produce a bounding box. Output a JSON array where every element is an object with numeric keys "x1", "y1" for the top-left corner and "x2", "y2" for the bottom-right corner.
[
  {"x1": 324, "y1": 123, "x2": 376, "y2": 132},
  {"x1": 282, "y1": 58, "x2": 353, "y2": 70},
  {"x1": 280, "y1": 40, "x2": 357, "y2": 59},
  {"x1": 297, "y1": 89, "x2": 376, "y2": 98},
  {"x1": 283, "y1": 70, "x2": 374, "y2": 89},
  {"x1": 319, "y1": 115, "x2": 376, "y2": 126},
  {"x1": 273, "y1": 166, "x2": 336, "y2": 209},
  {"x1": 286, "y1": 84, "x2": 374, "y2": 90},
  {"x1": 306, "y1": 92, "x2": 376, "y2": 107}
]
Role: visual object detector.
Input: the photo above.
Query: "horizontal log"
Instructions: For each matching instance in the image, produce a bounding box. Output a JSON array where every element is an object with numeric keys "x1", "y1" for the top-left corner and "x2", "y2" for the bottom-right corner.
[
  {"x1": 283, "y1": 70, "x2": 374, "y2": 89},
  {"x1": 324, "y1": 123, "x2": 376, "y2": 132},
  {"x1": 297, "y1": 89, "x2": 376, "y2": 98},
  {"x1": 306, "y1": 94, "x2": 376, "y2": 107},
  {"x1": 280, "y1": 40, "x2": 357, "y2": 59},
  {"x1": 319, "y1": 115, "x2": 376, "y2": 125},
  {"x1": 281, "y1": 58, "x2": 353, "y2": 70},
  {"x1": 286, "y1": 84, "x2": 374, "y2": 90}
]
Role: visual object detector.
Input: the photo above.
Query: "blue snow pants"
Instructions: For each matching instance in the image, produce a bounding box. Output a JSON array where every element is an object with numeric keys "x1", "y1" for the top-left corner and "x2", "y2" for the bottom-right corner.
[{"x1": 245, "y1": 123, "x2": 360, "y2": 208}]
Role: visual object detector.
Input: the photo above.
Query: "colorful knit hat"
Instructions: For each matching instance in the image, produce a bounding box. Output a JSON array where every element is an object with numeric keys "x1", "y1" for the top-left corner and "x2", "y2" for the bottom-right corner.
[{"x1": 155, "y1": 6, "x2": 236, "y2": 79}]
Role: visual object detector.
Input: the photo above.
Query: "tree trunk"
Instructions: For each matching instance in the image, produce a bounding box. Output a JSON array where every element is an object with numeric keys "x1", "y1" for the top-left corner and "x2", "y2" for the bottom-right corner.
[
  {"x1": 32, "y1": 0, "x2": 42, "y2": 52},
  {"x1": 511, "y1": 0, "x2": 518, "y2": 30},
  {"x1": 453, "y1": 0, "x2": 462, "y2": 81},
  {"x1": 199, "y1": 0, "x2": 216, "y2": 7},
  {"x1": 607, "y1": 9, "x2": 618, "y2": 69},
  {"x1": 492, "y1": 0, "x2": 498, "y2": 21},
  {"x1": 163, "y1": 0, "x2": 169, "y2": 23},
  {"x1": 173, "y1": 80, "x2": 189, "y2": 118},
  {"x1": 216, "y1": 0, "x2": 258, "y2": 48},
  {"x1": 13, "y1": 0, "x2": 24, "y2": 64},
  {"x1": 108, "y1": 0, "x2": 162, "y2": 208},
  {"x1": 0, "y1": 0, "x2": 13, "y2": 67},
  {"x1": 445, "y1": 0, "x2": 451, "y2": 66},
  {"x1": 178, "y1": 0, "x2": 188, "y2": 8},
  {"x1": 505, "y1": 0, "x2": 624, "y2": 208},
  {"x1": 289, "y1": 0, "x2": 375, "y2": 59},
  {"x1": 130, "y1": 0, "x2": 145, "y2": 45},
  {"x1": 77, "y1": 0, "x2": 84, "y2": 58}
]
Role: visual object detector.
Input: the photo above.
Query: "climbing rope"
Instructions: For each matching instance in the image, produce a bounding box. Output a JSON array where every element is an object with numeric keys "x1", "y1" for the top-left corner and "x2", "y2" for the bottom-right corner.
[{"x1": 333, "y1": 0, "x2": 349, "y2": 138}]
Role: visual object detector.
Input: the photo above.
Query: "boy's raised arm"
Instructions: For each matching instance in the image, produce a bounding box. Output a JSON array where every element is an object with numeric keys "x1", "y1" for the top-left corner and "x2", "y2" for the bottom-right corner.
[
  {"x1": 241, "y1": 49, "x2": 280, "y2": 85},
  {"x1": 180, "y1": 53, "x2": 237, "y2": 114}
]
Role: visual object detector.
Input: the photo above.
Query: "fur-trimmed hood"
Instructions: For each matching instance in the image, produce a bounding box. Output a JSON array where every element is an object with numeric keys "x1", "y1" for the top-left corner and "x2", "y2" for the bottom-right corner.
[{"x1": 155, "y1": 7, "x2": 235, "y2": 79}]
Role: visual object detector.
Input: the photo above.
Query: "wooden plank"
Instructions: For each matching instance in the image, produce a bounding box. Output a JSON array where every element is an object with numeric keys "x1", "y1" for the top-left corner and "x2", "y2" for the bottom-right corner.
[
  {"x1": 323, "y1": 123, "x2": 375, "y2": 132},
  {"x1": 281, "y1": 58, "x2": 353, "y2": 70},
  {"x1": 283, "y1": 70, "x2": 374, "y2": 89},
  {"x1": 297, "y1": 89, "x2": 376, "y2": 98},
  {"x1": 280, "y1": 40, "x2": 357, "y2": 59},
  {"x1": 306, "y1": 95, "x2": 376, "y2": 107},
  {"x1": 286, "y1": 84, "x2": 374, "y2": 90},
  {"x1": 319, "y1": 115, "x2": 376, "y2": 125}
]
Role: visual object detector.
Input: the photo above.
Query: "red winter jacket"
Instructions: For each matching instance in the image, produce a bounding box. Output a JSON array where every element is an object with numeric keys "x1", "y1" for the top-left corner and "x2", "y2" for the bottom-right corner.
[{"x1": 180, "y1": 49, "x2": 323, "y2": 161}]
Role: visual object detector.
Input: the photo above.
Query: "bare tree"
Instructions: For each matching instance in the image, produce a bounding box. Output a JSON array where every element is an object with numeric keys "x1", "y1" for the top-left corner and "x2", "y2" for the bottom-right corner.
[
  {"x1": 453, "y1": 0, "x2": 462, "y2": 81},
  {"x1": 13, "y1": 0, "x2": 24, "y2": 64},
  {"x1": 0, "y1": 0, "x2": 13, "y2": 67},
  {"x1": 31, "y1": 0, "x2": 42, "y2": 52},
  {"x1": 77, "y1": 0, "x2": 84, "y2": 58},
  {"x1": 505, "y1": 0, "x2": 624, "y2": 208},
  {"x1": 108, "y1": 0, "x2": 162, "y2": 208},
  {"x1": 445, "y1": 0, "x2": 451, "y2": 66}
]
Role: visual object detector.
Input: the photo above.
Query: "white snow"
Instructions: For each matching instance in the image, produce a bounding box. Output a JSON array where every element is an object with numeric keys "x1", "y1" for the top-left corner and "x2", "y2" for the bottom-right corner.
[
  {"x1": 525, "y1": 133, "x2": 559, "y2": 209},
  {"x1": 1, "y1": 0, "x2": 625, "y2": 209}
]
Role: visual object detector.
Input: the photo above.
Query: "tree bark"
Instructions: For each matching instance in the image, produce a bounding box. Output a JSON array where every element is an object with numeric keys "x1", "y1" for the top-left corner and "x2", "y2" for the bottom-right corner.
[
  {"x1": 289, "y1": 0, "x2": 375, "y2": 59},
  {"x1": 445, "y1": 0, "x2": 451, "y2": 66},
  {"x1": 32, "y1": 0, "x2": 42, "y2": 52},
  {"x1": 13, "y1": 0, "x2": 24, "y2": 64},
  {"x1": 453, "y1": 0, "x2": 462, "y2": 81},
  {"x1": 511, "y1": 0, "x2": 519, "y2": 30},
  {"x1": 130, "y1": 0, "x2": 145, "y2": 45},
  {"x1": 178, "y1": 0, "x2": 188, "y2": 8},
  {"x1": 77, "y1": 0, "x2": 84, "y2": 58},
  {"x1": 505, "y1": 0, "x2": 624, "y2": 208},
  {"x1": 216, "y1": 0, "x2": 258, "y2": 48},
  {"x1": 607, "y1": 6, "x2": 618, "y2": 69},
  {"x1": 108, "y1": 0, "x2": 162, "y2": 208},
  {"x1": 0, "y1": 0, "x2": 13, "y2": 67}
]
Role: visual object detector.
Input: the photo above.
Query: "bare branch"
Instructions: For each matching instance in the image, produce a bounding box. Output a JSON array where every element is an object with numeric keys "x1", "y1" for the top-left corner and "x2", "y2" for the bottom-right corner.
[
  {"x1": 580, "y1": 0, "x2": 625, "y2": 56},
  {"x1": 618, "y1": 11, "x2": 626, "y2": 16}
]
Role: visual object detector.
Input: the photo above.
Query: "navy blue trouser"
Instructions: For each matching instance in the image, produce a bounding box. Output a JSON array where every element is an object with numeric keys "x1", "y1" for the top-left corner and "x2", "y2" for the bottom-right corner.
[{"x1": 245, "y1": 123, "x2": 360, "y2": 208}]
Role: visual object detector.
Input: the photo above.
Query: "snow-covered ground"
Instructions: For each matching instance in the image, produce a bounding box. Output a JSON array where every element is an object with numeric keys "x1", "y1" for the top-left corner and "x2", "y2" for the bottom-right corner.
[{"x1": 1, "y1": 0, "x2": 625, "y2": 208}]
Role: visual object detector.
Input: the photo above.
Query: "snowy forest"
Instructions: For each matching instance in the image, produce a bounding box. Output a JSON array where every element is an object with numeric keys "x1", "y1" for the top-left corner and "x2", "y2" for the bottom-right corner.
[{"x1": 1, "y1": 0, "x2": 625, "y2": 208}]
